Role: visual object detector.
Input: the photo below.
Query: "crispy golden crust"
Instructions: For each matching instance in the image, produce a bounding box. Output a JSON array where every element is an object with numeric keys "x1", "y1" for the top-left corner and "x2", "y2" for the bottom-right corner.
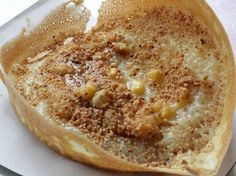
[{"x1": 0, "y1": 0, "x2": 235, "y2": 175}]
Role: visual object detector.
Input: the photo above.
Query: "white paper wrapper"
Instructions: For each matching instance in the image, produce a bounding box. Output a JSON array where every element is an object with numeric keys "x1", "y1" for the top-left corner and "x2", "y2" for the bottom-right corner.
[{"x1": 0, "y1": 0, "x2": 235, "y2": 176}]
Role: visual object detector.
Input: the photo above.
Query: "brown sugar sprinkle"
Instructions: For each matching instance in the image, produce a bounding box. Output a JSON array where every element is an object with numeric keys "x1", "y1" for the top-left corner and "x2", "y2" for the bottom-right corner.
[{"x1": 13, "y1": 6, "x2": 226, "y2": 167}]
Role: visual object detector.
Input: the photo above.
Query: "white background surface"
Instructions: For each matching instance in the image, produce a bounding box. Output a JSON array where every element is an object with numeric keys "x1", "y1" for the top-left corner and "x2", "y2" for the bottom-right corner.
[
  {"x1": 0, "y1": 0, "x2": 37, "y2": 26},
  {"x1": 0, "y1": 1, "x2": 235, "y2": 176}
]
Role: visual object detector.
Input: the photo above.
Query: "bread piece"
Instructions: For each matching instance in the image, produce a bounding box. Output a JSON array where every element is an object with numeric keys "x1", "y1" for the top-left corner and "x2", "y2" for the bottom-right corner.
[{"x1": 0, "y1": 0, "x2": 235, "y2": 175}]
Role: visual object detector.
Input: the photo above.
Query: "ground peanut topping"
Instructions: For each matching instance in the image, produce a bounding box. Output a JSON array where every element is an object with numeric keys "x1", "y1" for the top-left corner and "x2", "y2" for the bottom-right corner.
[{"x1": 12, "y1": 6, "x2": 225, "y2": 168}]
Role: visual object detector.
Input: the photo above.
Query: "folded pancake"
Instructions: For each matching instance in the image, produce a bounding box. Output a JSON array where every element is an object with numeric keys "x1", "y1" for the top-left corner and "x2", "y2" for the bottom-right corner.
[{"x1": 0, "y1": 0, "x2": 235, "y2": 175}]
